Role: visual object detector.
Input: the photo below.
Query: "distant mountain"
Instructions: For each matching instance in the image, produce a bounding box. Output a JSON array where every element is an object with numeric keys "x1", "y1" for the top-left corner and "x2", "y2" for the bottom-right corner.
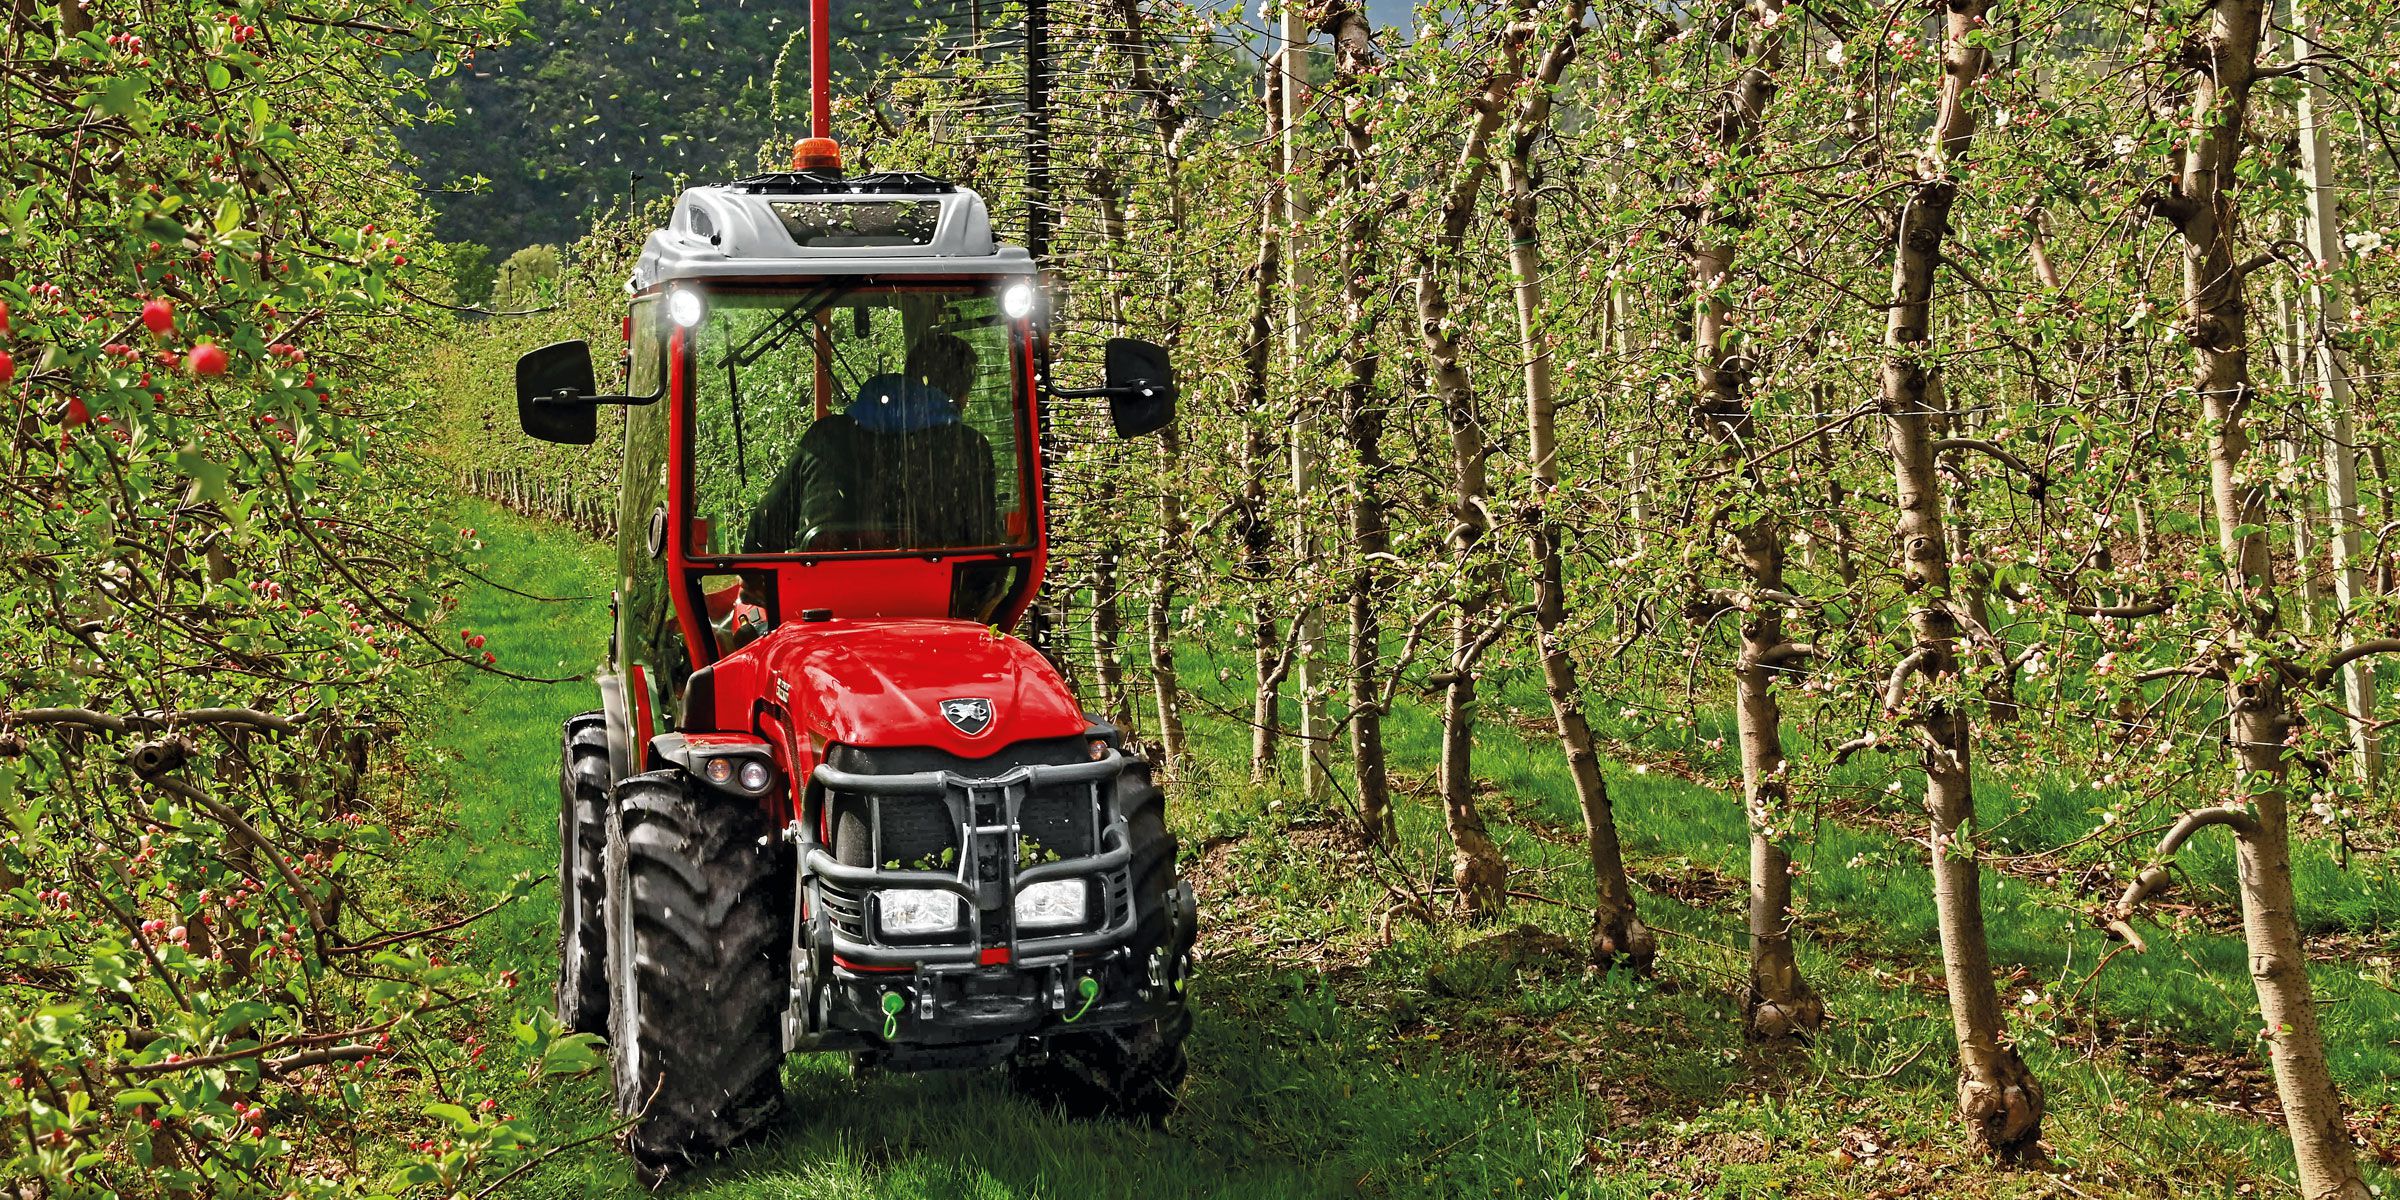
[{"x1": 405, "y1": 0, "x2": 1423, "y2": 260}]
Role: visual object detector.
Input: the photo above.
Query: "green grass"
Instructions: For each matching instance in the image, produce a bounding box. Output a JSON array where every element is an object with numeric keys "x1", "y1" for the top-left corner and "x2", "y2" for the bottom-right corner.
[{"x1": 405, "y1": 503, "x2": 2396, "y2": 1198}]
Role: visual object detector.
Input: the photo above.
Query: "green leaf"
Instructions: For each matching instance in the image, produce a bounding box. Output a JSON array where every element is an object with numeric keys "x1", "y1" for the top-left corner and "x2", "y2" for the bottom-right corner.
[
  {"x1": 424, "y1": 1101, "x2": 478, "y2": 1129},
  {"x1": 84, "y1": 75, "x2": 149, "y2": 118},
  {"x1": 174, "y1": 447, "x2": 232, "y2": 502},
  {"x1": 535, "y1": 1032, "x2": 603, "y2": 1077}
]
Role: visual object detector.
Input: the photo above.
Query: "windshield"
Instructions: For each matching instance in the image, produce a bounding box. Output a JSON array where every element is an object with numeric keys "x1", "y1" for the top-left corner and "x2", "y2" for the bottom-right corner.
[{"x1": 682, "y1": 283, "x2": 1032, "y2": 556}]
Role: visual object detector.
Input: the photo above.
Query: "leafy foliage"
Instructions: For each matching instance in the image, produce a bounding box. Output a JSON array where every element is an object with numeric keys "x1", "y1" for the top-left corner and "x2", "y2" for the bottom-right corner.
[{"x1": 0, "y1": 0, "x2": 623, "y2": 1192}]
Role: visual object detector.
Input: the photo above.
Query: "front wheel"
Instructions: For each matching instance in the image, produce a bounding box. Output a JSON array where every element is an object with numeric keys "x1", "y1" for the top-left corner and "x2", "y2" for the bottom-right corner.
[
  {"x1": 1008, "y1": 775, "x2": 1191, "y2": 1122},
  {"x1": 556, "y1": 712, "x2": 611, "y2": 1035},
  {"x1": 604, "y1": 770, "x2": 793, "y2": 1175}
]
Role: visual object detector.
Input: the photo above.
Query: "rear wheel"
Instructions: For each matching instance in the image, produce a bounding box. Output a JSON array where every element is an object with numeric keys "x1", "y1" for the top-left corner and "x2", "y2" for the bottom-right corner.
[
  {"x1": 556, "y1": 712, "x2": 611, "y2": 1035},
  {"x1": 1008, "y1": 772, "x2": 1191, "y2": 1122},
  {"x1": 604, "y1": 770, "x2": 792, "y2": 1176}
]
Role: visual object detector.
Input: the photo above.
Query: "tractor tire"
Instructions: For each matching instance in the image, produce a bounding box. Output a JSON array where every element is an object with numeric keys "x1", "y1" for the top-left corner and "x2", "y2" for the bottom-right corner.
[
  {"x1": 603, "y1": 770, "x2": 793, "y2": 1176},
  {"x1": 555, "y1": 712, "x2": 611, "y2": 1036},
  {"x1": 1008, "y1": 772, "x2": 1190, "y2": 1123}
]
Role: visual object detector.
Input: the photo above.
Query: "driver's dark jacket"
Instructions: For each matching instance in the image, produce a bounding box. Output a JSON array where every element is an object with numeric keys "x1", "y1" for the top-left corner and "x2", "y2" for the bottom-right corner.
[{"x1": 743, "y1": 378, "x2": 999, "y2": 553}]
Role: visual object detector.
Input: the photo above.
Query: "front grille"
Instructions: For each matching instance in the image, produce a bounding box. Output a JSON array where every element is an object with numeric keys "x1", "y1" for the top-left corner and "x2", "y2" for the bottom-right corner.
[
  {"x1": 821, "y1": 880, "x2": 868, "y2": 941},
  {"x1": 876, "y1": 794, "x2": 958, "y2": 870},
  {"x1": 818, "y1": 738, "x2": 1118, "y2": 945},
  {"x1": 1020, "y1": 782, "x2": 1100, "y2": 861}
]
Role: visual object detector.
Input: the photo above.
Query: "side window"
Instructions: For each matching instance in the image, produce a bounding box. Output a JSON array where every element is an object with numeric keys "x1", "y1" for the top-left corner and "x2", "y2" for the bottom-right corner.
[
  {"x1": 618, "y1": 395, "x2": 679, "y2": 720},
  {"x1": 627, "y1": 297, "x2": 666, "y2": 398},
  {"x1": 941, "y1": 294, "x2": 1024, "y2": 533}
]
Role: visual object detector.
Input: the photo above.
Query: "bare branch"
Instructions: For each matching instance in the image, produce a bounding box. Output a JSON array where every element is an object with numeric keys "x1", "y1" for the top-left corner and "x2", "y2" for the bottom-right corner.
[
  {"x1": 5, "y1": 707, "x2": 307, "y2": 736},
  {"x1": 1882, "y1": 648, "x2": 1936, "y2": 713},
  {"x1": 2104, "y1": 806, "x2": 2262, "y2": 951},
  {"x1": 2317, "y1": 638, "x2": 2400, "y2": 685}
]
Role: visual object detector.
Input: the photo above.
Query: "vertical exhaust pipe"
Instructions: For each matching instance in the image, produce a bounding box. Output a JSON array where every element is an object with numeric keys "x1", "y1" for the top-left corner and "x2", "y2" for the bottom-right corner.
[{"x1": 810, "y1": 0, "x2": 832, "y2": 140}]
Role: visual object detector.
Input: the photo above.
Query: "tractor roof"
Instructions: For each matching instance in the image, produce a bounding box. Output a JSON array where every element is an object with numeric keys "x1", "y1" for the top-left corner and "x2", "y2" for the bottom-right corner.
[{"x1": 628, "y1": 172, "x2": 1034, "y2": 293}]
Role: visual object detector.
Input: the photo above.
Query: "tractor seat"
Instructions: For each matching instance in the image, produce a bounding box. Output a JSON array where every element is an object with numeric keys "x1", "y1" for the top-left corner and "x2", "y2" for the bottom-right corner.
[
  {"x1": 846, "y1": 374, "x2": 961, "y2": 432},
  {"x1": 742, "y1": 379, "x2": 998, "y2": 554}
]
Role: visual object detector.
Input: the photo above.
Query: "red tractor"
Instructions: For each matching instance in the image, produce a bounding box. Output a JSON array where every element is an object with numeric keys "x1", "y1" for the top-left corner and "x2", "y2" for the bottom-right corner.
[{"x1": 514, "y1": 132, "x2": 1193, "y2": 1174}]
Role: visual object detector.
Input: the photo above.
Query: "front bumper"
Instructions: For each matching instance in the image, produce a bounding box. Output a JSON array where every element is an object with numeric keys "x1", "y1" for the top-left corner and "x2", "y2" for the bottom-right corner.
[{"x1": 785, "y1": 750, "x2": 1194, "y2": 1052}]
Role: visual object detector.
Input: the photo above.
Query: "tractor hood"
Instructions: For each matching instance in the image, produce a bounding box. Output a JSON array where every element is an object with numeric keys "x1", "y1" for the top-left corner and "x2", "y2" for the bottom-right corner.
[{"x1": 692, "y1": 617, "x2": 1088, "y2": 758}]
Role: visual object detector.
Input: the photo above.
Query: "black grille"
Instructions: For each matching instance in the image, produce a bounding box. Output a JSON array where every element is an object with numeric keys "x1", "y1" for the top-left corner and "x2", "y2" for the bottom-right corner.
[
  {"x1": 873, "y1": 794, "x2": 957, "y2": 870},
  {"x1": 1020, "y1": 782, "x2": 1099, "y2": 861},
  {"x1": 821, "y1": 881, "x2": 868, "y2": 941},
  {"x1": 725, "y1": 170, "x2": 957, "y2": 196},
  {"x1": 824, "y1": 736, "x2": 1111, "y2": 877}
]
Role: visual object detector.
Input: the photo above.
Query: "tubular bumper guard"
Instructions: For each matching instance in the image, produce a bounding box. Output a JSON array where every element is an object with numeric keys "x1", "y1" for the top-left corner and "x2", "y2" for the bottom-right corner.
[{"x1": 803, "y1": 750, "x2": 1136, "y2": 967}]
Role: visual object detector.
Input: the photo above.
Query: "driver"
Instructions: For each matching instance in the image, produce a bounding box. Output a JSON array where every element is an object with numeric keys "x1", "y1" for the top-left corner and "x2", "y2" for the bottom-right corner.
[{"x1": 744, "y1": 333, "x2": 1000, "y2": 554}]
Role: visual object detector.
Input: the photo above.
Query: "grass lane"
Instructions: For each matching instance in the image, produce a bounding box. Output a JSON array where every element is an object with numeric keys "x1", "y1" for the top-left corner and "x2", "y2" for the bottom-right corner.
[{"x1": 407, "y1": 503, "x2": 2393, "y2": 1197}]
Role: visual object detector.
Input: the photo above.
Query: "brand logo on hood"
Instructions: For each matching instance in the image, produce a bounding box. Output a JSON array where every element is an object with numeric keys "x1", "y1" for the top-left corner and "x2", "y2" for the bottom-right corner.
[{"x1": 940, "y1": 697, "x2": 995, "y2": 736}]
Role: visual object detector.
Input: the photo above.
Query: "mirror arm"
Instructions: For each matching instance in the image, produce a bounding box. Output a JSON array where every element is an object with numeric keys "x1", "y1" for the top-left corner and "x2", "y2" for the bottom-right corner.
[
  {"x1": 541, "y1": 389, "x2": 659, "y2": 407},
  {"x1": 1051, "y1": 383, "x2": 1170, "y2": 400}
]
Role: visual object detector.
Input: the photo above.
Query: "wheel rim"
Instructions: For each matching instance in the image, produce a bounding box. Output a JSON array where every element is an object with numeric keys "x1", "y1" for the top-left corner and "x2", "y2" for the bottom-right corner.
[
  {"x1": 557, "y1": 787, "x2": 577, "y2": 1014},
  {"x1": 611, "y1": 837, "x2": 642, "y2": 1089}
]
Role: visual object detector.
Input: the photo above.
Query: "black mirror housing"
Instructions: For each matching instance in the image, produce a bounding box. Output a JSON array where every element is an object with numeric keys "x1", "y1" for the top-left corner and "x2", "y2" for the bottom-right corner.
[
  {"x1": 516, "y1": 340, "x2": 600, "y2": 445},
  {"x1": 1102, "y1": 338, "x2": 1176, "y2": 438}
]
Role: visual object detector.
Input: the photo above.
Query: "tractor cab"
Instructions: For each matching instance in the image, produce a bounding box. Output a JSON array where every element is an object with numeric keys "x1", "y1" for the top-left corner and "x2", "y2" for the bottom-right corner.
[
  {"x1": 518, "y1": 162, "x2": 1173, "y2": 737},
  {"x1": 517, "y1": 146, "x2": 1193, "y2": 1178}
]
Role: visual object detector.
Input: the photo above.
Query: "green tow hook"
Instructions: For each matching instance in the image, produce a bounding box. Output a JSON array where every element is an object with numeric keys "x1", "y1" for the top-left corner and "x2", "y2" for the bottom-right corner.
[
  {"x1": 879, "y1": 990, "x2": 905, "y2": 1040},
  {"x1": 1063, "y1": 976, "x2": 1100, "y2": 1023}
]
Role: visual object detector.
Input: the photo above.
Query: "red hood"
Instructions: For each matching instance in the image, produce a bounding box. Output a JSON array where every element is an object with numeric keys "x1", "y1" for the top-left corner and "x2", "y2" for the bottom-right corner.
[{"x1": 703, "y1": 618, "x2": 1088, "y2": 757}]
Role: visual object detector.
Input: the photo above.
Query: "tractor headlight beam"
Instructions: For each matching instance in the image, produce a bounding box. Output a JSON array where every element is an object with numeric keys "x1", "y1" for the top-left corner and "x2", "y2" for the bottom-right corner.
[
  {"x1": 1013, "y1": 879, "x2": 1087, "y2": 929},
  {"x1": 876, "y1": 888, "x2": 963, "y2": 937},
  {"x1": 1002, "y1": 282, "x2": 1035, "y2": 321}
]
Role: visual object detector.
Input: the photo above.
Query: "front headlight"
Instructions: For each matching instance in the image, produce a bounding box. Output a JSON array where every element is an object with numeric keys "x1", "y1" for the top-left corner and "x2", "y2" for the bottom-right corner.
[
  {"x1": 877, "y1": 888, "x2": 963, "y2": 937},
  {"x1": 1014, "y1": 879, "x2": 1088, "y2": 929}
]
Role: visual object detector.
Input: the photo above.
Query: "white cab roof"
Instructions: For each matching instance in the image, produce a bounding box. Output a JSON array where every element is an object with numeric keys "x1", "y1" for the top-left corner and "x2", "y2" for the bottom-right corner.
[{"x1": 629, "y1": 175, "x2": 1035, "y2": 292}]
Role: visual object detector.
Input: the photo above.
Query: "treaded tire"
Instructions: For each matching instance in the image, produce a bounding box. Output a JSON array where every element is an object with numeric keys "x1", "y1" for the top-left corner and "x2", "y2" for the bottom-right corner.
[
  {"x1": 604, "y1": 770, "x2": 793, "y2": 1176},
  {"x1": 556, "y1": 712, "x2": 611, "y2": 1035},
  {"x1": 1008, "y1": 769, "x2": 1191, "y2": 1122}
]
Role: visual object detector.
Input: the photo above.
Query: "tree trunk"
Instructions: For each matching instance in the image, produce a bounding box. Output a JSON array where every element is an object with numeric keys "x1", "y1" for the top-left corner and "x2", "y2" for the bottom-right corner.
[
  {"x1": 1320, "y1": 0, "x2": 1395, "y2": 844},
  {"x1": 2157, "y1": 1, "x2": 2370, "y2": 1192},
  {"x1": 1279, "y1": 0, "x2": 1331, "y2": 801},
  {"x1": 1409, "y1": 7, "x2": 1532, "y2": 918},
  {"x1": 1242, "y1": 65, "x2": 1287, "y2": 786},
  {"x1": 1687, "y1": 0, "x2": 1821, "y2": 1043},
  {"x1": 2293, "y1": 0, "x2": 2378, "y2": 786},
  {"x1": 1877, "y1": 2, "x2": 2042, "y2": 1157},
  {"x1": 1108, "y1": 0, "x2": 1192, "y2": 777},
  {"x1": 1498, "y1": 0, "x2": 1650, "y2": 970}
]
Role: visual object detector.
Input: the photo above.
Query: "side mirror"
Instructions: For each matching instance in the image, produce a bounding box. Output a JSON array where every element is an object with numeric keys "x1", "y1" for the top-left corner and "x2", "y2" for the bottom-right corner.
[
  {"x1": 516, "y1": 340, "x2": 600, "y2": 445},
  {"x1": 1101, "y1": 338, "x2": 1175, "y2": 438}
]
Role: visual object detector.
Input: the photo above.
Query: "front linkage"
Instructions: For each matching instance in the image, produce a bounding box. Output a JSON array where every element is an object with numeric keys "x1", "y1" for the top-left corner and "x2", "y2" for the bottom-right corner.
[
  {"x1": 597, "y1": 739, "x2": 1194, "y2": 1179},
  {"x1": 788, "y1": 749, "x2": 1194, "y2": 1063}
]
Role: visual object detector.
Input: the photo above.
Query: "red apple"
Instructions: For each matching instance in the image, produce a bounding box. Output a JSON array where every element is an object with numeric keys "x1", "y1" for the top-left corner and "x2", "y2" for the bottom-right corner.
[
  {"x1": 141, "y1": 298, "x2": 174, "y2": 335},
  {"x1": 187, "y1": 344, "x2": 229, "y2": 377},
  {"x1": 63, "y1": 397, "x2": 90, "y2": 427},
  {"x1": 0, "y1": 349, "x2": 12, "y2": 386},
  {"x1": 0, "y1": 299, "x2": 10, "y2": 335}
]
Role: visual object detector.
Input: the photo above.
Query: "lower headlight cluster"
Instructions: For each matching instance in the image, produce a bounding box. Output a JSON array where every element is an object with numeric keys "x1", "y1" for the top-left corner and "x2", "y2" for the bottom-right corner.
[
  {"x1": 1014, "y1": 879, "x2": 1087, "y2": 928},
  {"x1": 878, "y1": 888, "x2": 962, "y2": 937}
]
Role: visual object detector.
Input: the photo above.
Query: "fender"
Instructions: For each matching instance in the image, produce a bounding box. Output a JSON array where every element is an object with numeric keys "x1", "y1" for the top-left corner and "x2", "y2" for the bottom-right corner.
[
  {"x1": 648, "y1": 730, "x2": 783, "y2": 803},
  {"x1": 597, "y1": 671, "x2": 636, "y2": 784}
]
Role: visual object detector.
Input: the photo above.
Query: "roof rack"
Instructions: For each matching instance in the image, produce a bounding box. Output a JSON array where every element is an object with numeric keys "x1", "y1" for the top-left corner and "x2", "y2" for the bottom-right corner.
[{"x1": 725, "y1": 171, "x2": 958, "y2": 197}]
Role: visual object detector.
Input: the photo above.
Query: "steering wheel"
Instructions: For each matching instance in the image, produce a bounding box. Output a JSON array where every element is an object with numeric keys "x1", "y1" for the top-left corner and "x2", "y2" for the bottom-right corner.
[{"x1": 797, "y1": 521, "x2": 897, "y2": 552}]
